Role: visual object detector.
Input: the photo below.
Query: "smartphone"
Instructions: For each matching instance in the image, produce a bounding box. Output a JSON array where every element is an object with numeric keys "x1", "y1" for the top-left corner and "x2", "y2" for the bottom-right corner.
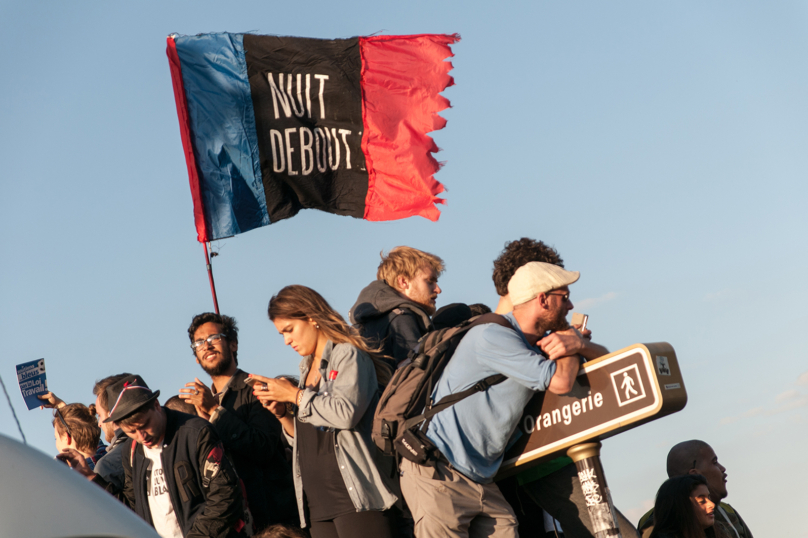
[
  {"x1": 570, "y1": 312, "x2": 588, "y2": 332},
  {"x1": 244, "y1": 378, "x2": 267, "y2": 390}
]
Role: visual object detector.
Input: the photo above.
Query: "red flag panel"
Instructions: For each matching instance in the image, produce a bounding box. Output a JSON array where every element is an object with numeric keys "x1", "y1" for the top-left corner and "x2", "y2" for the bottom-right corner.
[{"x1": 359, "y1": 34, "x2": 459, "y2": 222}]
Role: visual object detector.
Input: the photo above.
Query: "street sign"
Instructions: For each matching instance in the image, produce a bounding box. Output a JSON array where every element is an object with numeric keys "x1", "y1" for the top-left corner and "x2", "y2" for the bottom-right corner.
[{"x1": 497, "y1": 342, "x2": 686, "y2": 478}]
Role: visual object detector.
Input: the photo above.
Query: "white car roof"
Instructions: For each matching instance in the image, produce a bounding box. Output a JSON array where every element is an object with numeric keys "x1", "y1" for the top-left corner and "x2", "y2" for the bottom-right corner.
[{"x1": 0, "y1": 432, "x2": 161, "y2": 538}]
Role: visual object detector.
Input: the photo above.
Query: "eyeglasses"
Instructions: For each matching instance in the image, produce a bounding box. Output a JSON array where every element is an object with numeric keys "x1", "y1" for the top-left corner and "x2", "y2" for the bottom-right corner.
[
  {"x1": 546, "y1": 292, "x2": 570, "y2": 303},
  {"x1": 191, "y1": 333, "x2": 226, "y2": 351},
  {"x1": 55, "y1": 407, "x2": 73, "y2": 438}
]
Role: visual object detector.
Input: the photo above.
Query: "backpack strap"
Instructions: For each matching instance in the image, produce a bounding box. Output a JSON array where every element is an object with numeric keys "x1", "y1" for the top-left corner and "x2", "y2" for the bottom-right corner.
[
  {"x1": 403, "y1": 313, "x2": 514, "y2": 432},
  {"x1": 403, "y1": 374, "x2": 507, "y2": 431}
]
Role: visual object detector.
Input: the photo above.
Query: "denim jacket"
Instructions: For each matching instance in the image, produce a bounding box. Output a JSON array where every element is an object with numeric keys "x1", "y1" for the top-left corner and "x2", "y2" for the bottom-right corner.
[{"x1": 285, "y1": 341, "x2": 398, "y2": 527}]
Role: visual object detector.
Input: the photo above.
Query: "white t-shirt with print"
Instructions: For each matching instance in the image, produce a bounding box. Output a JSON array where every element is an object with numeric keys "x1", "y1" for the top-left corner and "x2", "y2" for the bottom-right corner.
[{"x1": 143, "y1": 444, "x2": 184, "y2": 538}]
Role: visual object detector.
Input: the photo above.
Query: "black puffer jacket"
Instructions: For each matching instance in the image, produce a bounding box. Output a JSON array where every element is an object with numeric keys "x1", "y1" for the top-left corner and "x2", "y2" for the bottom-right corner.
[
  {"x1": 97, "y1": 408, "x2": 246, "y2": 538},
  {"x1": 349, "y1": 280, "x2": 432, "y2": 366},
  {"x1": 210, "y1": 369, "x2": 297, "y2": 530}
]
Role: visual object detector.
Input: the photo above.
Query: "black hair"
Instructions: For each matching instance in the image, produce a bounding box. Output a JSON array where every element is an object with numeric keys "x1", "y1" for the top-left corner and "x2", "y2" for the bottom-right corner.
[{"x1": 188, "y1": 312, "x2": 239, "y2": 364}]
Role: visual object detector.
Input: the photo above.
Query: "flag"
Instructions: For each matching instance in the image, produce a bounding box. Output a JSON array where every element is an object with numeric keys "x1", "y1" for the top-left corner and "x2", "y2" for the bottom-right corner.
[{"x1": 166, "y1": 33, "x2": 458, "y2": 242}]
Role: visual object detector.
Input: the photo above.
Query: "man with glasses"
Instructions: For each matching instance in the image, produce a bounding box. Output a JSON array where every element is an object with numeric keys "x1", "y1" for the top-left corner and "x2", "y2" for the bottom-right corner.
[
  {"x1": 57, "y1": 374, "x2": 248, "y2": 538},
  {"x1": 180, "y1": 313, "x2": 296, "y2": 532},
  {"x1": 399, "y1": 262, "x2": 584, "y2": 538},
  {"x1": 490, "y1": 238, "x2": 638, "y2": 538}
]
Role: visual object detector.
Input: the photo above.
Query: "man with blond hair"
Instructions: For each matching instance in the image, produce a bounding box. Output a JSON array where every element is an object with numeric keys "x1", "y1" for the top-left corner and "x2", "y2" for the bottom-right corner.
[{"x1": 350, "y1": 246, "x2": 444, "y2": 366}]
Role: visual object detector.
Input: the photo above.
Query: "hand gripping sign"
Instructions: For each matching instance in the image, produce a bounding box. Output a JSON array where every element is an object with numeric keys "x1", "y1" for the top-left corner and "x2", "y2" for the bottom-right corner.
[{"x1": 497, "y1": 343, "x2": 687, "y2": 538}]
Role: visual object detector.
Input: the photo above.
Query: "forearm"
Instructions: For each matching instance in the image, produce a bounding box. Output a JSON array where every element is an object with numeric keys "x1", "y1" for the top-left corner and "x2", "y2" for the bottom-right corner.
[
  {"x1": 579, "y1": 340, "x2": 608, "y2": 360},
  {"x1": 278, "y1": 414, "x2": 295, "y2": 437},
  {"x1": 547, "y1": 355, "x2": 580, "y2": 394}
]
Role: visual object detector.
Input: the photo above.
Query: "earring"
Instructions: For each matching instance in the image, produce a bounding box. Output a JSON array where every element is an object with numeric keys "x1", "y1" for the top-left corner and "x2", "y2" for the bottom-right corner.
[{"x1": 316, "y1": 324, "x2": 320, "y2": 329}]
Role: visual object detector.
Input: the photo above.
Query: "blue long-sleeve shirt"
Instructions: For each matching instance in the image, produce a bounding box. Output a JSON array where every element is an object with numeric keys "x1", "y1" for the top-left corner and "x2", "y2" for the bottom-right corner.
[{"x1": 426, "y1": 312, "x2": 557, "y2": 484}]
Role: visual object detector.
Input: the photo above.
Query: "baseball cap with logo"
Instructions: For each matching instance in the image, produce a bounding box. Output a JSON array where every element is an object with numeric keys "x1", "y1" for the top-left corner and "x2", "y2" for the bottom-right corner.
[
  {"x1": 103, "y1": 374, "x2": 160, "y2": 424},
  {"x1": 508, "y1": 261, "x2": 580, "y2": 307}
]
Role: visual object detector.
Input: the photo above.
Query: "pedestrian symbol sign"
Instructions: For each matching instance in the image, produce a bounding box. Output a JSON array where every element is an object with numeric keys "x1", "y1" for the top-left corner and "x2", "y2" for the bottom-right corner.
[{"x1": 610, "y1": 364, "x2": 645, "y2": 406}]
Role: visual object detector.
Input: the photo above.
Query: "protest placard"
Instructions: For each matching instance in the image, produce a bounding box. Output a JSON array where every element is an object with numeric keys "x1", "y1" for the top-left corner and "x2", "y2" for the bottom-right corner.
[{"x1": 16, "y1": 358, "x2": 48, "y2": 410}]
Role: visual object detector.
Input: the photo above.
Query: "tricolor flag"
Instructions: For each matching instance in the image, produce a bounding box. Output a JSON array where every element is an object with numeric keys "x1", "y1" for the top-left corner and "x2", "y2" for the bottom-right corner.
[{"x1": 166, "y1": 33, "x2": 458, "y2": 242}]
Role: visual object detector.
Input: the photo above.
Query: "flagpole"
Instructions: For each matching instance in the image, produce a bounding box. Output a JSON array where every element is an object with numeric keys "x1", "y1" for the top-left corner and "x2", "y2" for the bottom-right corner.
[{"x1": 203, "y1": 242, "x2": 220, "y2": 314}]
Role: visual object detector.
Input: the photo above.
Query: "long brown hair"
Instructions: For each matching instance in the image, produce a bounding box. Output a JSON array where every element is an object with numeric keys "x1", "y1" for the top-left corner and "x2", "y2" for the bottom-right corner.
[
  {"x1": 268, "y1": 285, "x2": 392, "y2": 386},
  {"x1": 650, "y1": 474, "x2": 723, "y2": 538}
]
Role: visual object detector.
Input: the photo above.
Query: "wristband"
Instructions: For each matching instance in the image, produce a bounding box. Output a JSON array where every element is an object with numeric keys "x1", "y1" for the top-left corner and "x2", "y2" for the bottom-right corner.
[{"x1": 296, "y1": 389, "x2": 303, "y2": 407}]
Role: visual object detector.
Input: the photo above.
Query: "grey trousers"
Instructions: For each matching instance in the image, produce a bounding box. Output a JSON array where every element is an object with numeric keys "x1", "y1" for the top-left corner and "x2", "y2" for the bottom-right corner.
[
  {"x1": 519, "y1": 463, "x2": 639, "y2": 538},
  {"x1": 400, "y1": 459, "x2": 519, "y2": 538}
]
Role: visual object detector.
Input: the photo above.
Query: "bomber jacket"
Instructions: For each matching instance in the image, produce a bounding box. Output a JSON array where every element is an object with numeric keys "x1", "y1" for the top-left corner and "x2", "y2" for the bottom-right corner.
[
  {"x1": 95, "y1": 408, "x2": 246, "y2": 538},
  {"x1": 286, "y1": 341, "x2": 398, "y2": 528},
  {"x1": 349, "y1": 280, "x2": 432, "y2": 366},
  {"x1": 209, "y1": 368, "x2": 297, "y2": 529}
]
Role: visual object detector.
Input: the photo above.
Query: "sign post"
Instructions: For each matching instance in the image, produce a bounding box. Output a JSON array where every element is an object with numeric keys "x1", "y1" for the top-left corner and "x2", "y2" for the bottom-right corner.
[{"x1": 567, "y1": 442, "x2": 621, "y2": 537}]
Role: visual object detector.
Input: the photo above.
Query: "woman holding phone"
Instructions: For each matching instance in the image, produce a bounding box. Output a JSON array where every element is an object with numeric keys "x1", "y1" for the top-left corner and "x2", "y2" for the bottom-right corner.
[
  {"x1": 650, "y1": 474, "x2": 723, "y2": 538},
  {"x1": 249, "y1": 285, "x2": 397, "y2": 538}
]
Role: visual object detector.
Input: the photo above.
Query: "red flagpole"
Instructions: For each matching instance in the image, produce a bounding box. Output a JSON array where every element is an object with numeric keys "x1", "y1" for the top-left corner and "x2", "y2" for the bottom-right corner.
[{"x1": 203, "y1": 242, "x2": 220, "y2": 314}]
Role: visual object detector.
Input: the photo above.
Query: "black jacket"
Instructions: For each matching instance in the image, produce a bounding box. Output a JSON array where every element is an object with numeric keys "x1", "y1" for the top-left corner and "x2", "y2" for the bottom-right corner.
[
  {"x1": 94, "y1": 428, "x2": 128, "y2": 491},
  {"x1": 96, "y1": 408, "x2": 246, "y2": 538},
  {"x1": 210, "y1": 369, "x2": 297, "y2": 530},
  {"x1": 349, "y1": 280, "x2": 432, "y2": 366}
]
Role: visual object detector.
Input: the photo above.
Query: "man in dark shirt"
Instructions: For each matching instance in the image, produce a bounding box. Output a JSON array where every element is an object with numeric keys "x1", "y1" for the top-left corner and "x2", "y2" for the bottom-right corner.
[
  {"x1": 58, "y1": 374, "x2": 247, "y2": 538},
  {"x1": 181, "y1": 312, "x2": 297, "y2": 532},
  {"x1": 349, "y1": 246, "x2": 444, "y2": 366}
]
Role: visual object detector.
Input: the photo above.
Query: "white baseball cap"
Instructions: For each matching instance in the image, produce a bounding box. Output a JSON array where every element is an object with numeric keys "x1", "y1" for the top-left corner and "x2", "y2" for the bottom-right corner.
[{"x1": 508, "y1": 262, "x2": 580, "y2": 306}]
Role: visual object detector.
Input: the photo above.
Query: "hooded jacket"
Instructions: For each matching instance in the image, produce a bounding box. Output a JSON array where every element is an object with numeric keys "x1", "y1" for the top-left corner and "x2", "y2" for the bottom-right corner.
[
  {"x1": 349, "y1": 280, "x2": 432, "y2": 366},
  {"x1": 95, "y1": 408, "x2": 246, "y2": 538}
]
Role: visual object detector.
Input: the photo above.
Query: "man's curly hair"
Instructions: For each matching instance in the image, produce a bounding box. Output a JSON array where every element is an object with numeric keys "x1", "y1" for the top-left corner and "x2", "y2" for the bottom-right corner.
[{"x1": 492, "y1": 238, "x2": 564, "y2": 296}]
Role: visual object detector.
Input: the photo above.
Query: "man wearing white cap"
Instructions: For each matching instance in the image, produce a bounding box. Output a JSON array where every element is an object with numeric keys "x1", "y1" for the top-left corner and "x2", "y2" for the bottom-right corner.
[{"x1": 399, "y1": 262, "x2": 582, "y2": 538}]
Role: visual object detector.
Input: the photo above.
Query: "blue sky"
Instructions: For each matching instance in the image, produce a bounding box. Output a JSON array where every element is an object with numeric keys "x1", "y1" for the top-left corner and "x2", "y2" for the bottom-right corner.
[{"x1": 1, "y1": 1, "x2": 806, "y2": 535}]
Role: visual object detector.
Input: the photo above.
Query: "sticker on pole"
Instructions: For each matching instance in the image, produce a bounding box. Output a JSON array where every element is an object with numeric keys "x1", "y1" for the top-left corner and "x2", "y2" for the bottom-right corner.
[
  {"x1": 16, "y1": 358, "x2": 48, "y2": 410},
  {"x1": 655, "y1": 355, "x2": 671, "y2": 376}
]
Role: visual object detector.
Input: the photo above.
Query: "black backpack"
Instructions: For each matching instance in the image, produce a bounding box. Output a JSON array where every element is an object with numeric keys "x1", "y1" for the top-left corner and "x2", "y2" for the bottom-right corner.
[{"x1": 371, "y1": 313, "x2": 513, "y2": 466}]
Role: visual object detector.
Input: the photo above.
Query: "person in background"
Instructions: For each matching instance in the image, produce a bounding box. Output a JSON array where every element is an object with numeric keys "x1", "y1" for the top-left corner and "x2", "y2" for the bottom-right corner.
[
  {"x1": 254, "y1": 524, "x2": 309, "y2": 538},
  {"x1": 92, "y1": 373, "x2": 132, "y2": 490},
  {"x1": 57, "y1": 374, "x2": 248, "y2": 538},
  {"x1": 468, "y1": 303, "x2": 492, "y2": 316},
  {"x1": 350, "y1": 246, "x2": 444, "y2": 367},
  {"x1": 164, "y1": 395, "x2": 197, "y2": 415},
  {"x1": 649, "y1": 475, "x2": 720, "y2": 538},
  {"x1": 53, "y1": 403, "x2": 104, "y2": 469},
  {"x1": 638, "y1": 440, "x2": 752, "y2": 538},
  {"x1": 39, "y1": 374, "x2": 132, "y2": 489},
  {"x1": 180, "y1": 312, "x2": 298, "y2": 532},
  {"x1": 251, "y1": 285, "x2": 399, "y2": 538}
]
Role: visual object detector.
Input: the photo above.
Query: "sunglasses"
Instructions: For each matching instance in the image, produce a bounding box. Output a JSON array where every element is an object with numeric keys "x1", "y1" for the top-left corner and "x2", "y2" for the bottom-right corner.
[{"x1": 55, "y1": 407, "x2": 73, "y2": 438}]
